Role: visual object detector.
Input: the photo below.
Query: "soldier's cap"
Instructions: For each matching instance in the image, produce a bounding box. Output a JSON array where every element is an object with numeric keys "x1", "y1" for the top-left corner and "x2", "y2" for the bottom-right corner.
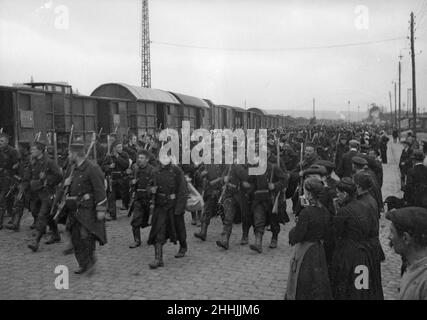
[
  {"x1": 0, "y1": 132, "x2": 10, "y2": 139},
  {"x1": 386, "y1": 207, "x2": 427, "y2": 240},
  {"x1": 411, "y1": 149, "x2": 425, "y2": 161},
  {"x1": 349, "y1": 139, "x2": 360, "y2": 147},
  {"x1": 304, "y1": 164, "x2": 327, "y2": 177},
  {"x1": 315, "y1": 160, "x2": 335, "y2": 173},
  {"x1": 352, "y1": 156, "x2": 368, "y2": 166},
  {"x1": 70, "y1": 143, "x2": 85, "y2": 152}
]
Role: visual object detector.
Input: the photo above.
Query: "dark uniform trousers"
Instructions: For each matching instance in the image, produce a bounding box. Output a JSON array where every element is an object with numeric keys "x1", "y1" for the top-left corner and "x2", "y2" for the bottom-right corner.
[
  {"x1": 0, "y1": 175, "x2": 12, "y2": 218},
  {"x1": 200, "y1": 193, "x2": 219, "y2": 226},
  {"x1": 221, "y1": 190, "x2": 245, "y2": 237},
  {"x1": 131, "y1": 197, "x2": 150, "y2": 229},
  {"x1": 69, "y1": 212, "x2": 96, "y2": 269},
  {"x1": 30, "y1": 191, "x2": 58, "y2": 236},
  {"x1": 148, "y1": 200, "x2": 186, "y2": 246},
  {"x1": 107, "y1": 173, "x2": 129, "y2": 217}
]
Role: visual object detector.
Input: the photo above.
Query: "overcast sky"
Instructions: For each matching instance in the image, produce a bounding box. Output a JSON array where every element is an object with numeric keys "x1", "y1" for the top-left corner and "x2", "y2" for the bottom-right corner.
[{"x1": 0, "y1": 0, "x2": 426, "y2": 118}]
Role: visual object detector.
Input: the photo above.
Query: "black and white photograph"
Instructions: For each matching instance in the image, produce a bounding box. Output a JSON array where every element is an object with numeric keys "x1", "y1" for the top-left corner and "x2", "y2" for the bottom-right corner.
[{"x1": 1, "y1": 0, "x2": 427, "y2": 305}]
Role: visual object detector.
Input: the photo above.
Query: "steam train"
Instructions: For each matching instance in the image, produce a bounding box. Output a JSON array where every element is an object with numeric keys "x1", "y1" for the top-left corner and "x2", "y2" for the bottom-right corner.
[{"x1": 0, "y1": 81, "x2": 309, "y2": 153}]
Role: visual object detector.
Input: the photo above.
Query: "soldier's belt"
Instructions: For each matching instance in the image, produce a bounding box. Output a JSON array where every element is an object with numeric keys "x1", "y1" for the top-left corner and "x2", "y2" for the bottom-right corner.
[
  {"x1": 137, "y1": 189, "x2": 148, "y2": 192},
  {"x1": 254, "y1": 190, "x2": 269, "y2": 194},
  {"x1": 157, "y1": 193, "x2": 176, "y2": 200},
  {"x1": 66, "y1": 193, "x2": 92, "y2": 201}
]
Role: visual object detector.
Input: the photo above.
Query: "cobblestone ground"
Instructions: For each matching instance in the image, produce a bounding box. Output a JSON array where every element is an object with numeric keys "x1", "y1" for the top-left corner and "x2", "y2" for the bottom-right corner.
[{"x1": 0, "y1": 140, "x2": 404, "y2": 300}]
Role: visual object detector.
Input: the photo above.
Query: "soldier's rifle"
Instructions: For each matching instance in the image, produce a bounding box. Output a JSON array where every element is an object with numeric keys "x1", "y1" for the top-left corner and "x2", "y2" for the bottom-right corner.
[
  {"x1": 105, "y1": 134, "x2": 113, "y2": 194},
  {"x1": 333, "y1": 132, "x2": 341, "y2": 164},
  {"x1": 127, "y1": 165, "x2": 138, "y2": 217},
  {"x1": 298, "y1": 142, "x2": 304, "y2": 197},
  {"x1": 5, "y1": 175, "x2": 21, "y2": 199},
  {"x1": 217, "y1": 164, "x2": 232, "y2": 206}
]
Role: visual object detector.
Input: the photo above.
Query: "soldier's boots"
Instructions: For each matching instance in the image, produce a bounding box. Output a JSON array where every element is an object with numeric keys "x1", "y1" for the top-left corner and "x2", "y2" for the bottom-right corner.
[
  {"x1": 269, "y1": 234, "x2": 278, "y2": 249},
  {"x1": 250, "y1": 232, "x2": 263, "y2": 253},
  {"x1": 45, "y1": 232, "x2": 61, "y2": 245},
  {"x1": 240, "y1": 232, "x2": 249, "y2": 245},
  {"x1": 28, "y1": 231, "x2": 43, "y2": 252},
  {"x1": 175, "y1": 241, "x2": 187, "y2": 258},
  {"x1": 216, "y1": 233, "x2": 230, "y2": 250},
  {"x1": 5, "y1": 208, "x2": 24, "y2": 232},
  {"x1": 191, "y1": 212, "x2": 197, "y2": 225},
  {"x1": 194, "y1": 222, "x2": 208, "y2": 241},
  {"x1": 149, "y1": 243, "x2": 164, "y2": 269},
  {"x1": 129, "y1": 228, "x2": 141, "y2": 249}
]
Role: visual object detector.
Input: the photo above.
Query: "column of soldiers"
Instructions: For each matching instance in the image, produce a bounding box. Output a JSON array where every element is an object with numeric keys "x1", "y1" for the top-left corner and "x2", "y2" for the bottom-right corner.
[{"x1": 1, "y1": 124, "x2": 427, "y2": 285}]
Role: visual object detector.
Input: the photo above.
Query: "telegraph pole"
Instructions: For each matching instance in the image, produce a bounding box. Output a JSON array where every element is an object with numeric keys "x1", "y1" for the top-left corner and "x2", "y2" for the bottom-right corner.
[
  {"x1": 398, "y1": 54, "x2": 402, "y2": 140},
  {"x1": 410, "y1": 12, "x2": 417, "y2": 137},
  {"x1": 394, "y1": 81, "x2": 397, "y2": 129},
  {"x1": 389, "y1": 91, "x2": 393, "y2": 128},
  {"x1": 313, "y1": 98, "x2": 315, "y2": 119},
  {"x1": 347, "y1": 101, "x2": 350, "y2": 123}
]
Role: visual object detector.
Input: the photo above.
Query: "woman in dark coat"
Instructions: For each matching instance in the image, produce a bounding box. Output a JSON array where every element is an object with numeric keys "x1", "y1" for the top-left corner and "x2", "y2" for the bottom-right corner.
[
  {"x1": 330, "y1": 178, "x2": 384, "y2": 300},
  {"x1": 285, "y1": 177, "x2": 332, "y2": 300}
]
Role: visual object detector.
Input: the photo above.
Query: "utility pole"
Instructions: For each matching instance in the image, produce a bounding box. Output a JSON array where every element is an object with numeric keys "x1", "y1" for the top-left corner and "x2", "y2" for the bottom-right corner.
[
  {"x1": 389, "y1": 91, "x2": 393, "y2": 128},
  {"x1": 357, "y1": 105, "x2": 360, "y2": 122},
  {"x1": 394, "y1": 81, "x2": 397, "y2": 129},
  {"x1": 141, "y1": 0, "x2": 151, "y2": 88},
  {"x1": 348, "y1": 101, "x2": 350, "y2": 123},
  {"x1": 398, "y1": 54, "x2": 402, "y2": 140},
  {"x1": 313, "y1": 98, "x2": 316, "y2": 119},
  {"x1": 410, "y1": 12, "x2": 417, "y2": 137}
]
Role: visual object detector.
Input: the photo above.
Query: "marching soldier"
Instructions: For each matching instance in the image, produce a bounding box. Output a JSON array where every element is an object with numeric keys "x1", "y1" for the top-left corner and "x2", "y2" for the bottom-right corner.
[
  {"x1": 64, "y1": 143, "x2": 107, "y2": 274},
  {"x1": 216, "y1": 160, "x2": 251, "y2": 251},
  {"x1": 0, "y1": 132, "x2": 19, "y2": 230},
  {"x1": 249, "y1": 156, "x2": 286, "y2": 253},
  {"x1": 147, "y1": 152, "x2": 188, "y2": 269},
  {"x1": 27, "y1": 140, "x2": 62, "y2": 252},
  {"x1": 102, "y1": 141, "x2": 131, "y2": 219},
  {"x1": 124, "y1": 134, "x2": 138, "y2": 164},
  {"x1": 5, "y1": 140, "x2": 32, "y2": 231},
  {"x1": 128, "y1": 150, "x2": 156, "y2": 248},
  {"x1": 194, "y1": 163, "x2": 226, "y2": 241}
]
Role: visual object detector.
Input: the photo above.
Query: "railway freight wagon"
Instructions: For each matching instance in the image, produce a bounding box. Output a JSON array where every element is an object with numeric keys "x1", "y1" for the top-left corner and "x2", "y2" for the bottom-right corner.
[
  {"x1": 232, "y1": 106, "x2": 247, "y2": 129},
  {"x1": 247, "y1": 108, "x2": 266, "y2": 129},
  {"x1": 91, "y1": 83, "x2": 181, "y2": 138},
  {"x1": 0, "y1": 82, "x2": 97, "y2": 154},
  {"x1": 170, "y1": 92, "x2": 211, "y2": 130}
]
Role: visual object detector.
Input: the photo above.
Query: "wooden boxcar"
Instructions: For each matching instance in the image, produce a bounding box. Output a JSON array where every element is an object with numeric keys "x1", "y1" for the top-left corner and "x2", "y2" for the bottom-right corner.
[
  {"x1": 0, "y1": 82, "x2": 97, "y2": 153},
  {"x1": 170, "y1": 92, "x2": 211, "y2": 130},
  {"x1": 91, "y1": 83, "x2": 181, "y2": 138},
  {"x1": 231, "y1": 106, "x2": 247, "y2": 129}
]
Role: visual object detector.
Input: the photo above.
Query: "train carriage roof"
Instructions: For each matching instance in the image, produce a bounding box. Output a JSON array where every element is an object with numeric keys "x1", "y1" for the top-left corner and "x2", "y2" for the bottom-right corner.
[
  {"x1": 170, "y1": 92, "x2": 210, "y2": 109},
  {"x1": 247, "y1": 107, "x2": 268, "y2": 115},
  {"x1": 91, "y1": 83, "x2": 180, "y2": 104}
]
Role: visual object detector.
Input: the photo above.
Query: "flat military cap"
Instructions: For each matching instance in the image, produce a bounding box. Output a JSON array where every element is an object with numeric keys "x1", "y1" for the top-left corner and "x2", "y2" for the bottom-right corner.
[
  {"x1": 352, "y1": 156, "x2": 368, "y2": 166},
  {"x1": 386, "y1": 207, "x2": 427, "y2": 239},
  {"x1": 349, "y1": 139, "x2": 360, "y2": 146},
  {"x1": 70, "y1": 143, "x2": 85, "y2": 152},
  {"x1": 411, "y1": 149, "x2": 425, "y2": 161},
  {"x1": 304, "y1": 164, "x2": 327, "y2": 177}
]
